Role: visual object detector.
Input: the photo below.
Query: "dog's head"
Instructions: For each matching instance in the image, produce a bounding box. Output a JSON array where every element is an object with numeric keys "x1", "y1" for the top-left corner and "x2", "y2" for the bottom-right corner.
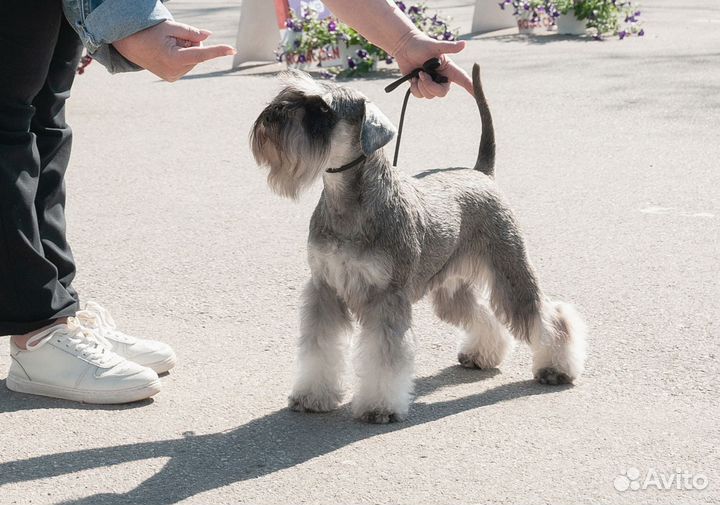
[{"x1": 250, "y1": 70, "x2": 396, "y2": 199}]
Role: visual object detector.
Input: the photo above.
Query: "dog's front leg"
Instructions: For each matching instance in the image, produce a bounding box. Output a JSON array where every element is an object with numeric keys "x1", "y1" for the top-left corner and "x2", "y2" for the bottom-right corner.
[
  {"x1": 352, "y1": 292, "x2": 414, "y2": 424},
  {"x1": 288, "y1": 279, "x2": 353, "y2": 413}
]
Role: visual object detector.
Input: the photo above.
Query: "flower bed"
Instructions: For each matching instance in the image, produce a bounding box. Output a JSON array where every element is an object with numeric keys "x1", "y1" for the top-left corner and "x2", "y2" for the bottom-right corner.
[
  {"x1": 275, "y1": 1, "x2": 459, "y2": 78},
  {"x1": 500, "y1": 0, "x2": 645, "y2": 39}
]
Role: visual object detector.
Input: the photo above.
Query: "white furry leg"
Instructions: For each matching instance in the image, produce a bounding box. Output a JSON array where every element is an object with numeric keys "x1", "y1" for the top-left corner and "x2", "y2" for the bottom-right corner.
[
  {"x1": 458, "y1": 301, "x2": 514, "y2": 369},
  {"x1": 288, "y1": 280, "x2": 352, "y2": 413},
  {"x1": 529, "y1": 300, "x2": 587, "y2": 385},
  {"x1": 352, "y1": 293, "x2": 414, "y2": 424},
  {"x1": 431, "y1": 283, "x2": 512, "y2": 370}
]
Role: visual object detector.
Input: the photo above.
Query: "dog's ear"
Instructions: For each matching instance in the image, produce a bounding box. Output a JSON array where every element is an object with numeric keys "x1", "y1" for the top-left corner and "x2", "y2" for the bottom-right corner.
[{"x1": 360, "y1": 101, "x2": 397, "y2": 156}]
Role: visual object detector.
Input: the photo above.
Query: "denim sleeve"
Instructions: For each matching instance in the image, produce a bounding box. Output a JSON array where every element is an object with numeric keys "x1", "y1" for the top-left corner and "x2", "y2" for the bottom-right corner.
[{"x1": 63, "y1": 0, "x2": 174, "y2": 73}]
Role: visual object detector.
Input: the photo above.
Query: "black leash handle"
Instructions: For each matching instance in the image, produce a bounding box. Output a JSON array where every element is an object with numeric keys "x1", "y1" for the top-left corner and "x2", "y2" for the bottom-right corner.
[
  {"x1": 384, "y1": 57, "x2": 448, "y2": 93},
  {"x1": 385, "y1": 58, "x2": 448, "y2": 166}
]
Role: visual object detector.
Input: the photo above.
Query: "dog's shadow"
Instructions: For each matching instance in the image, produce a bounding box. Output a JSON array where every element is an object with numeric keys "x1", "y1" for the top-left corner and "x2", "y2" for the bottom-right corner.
[{"x1": 0, "y1": 366, "x2": 566, "y2": 505}]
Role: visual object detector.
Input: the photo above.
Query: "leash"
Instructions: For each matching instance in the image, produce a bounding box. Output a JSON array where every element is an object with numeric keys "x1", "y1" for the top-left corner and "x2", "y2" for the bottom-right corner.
[
  {"x1": 325, "y1": 58, "x2": 447, "y2": 173},
  {"x1": 385, "y1": 58, "x2": 448, "y2": 167}
]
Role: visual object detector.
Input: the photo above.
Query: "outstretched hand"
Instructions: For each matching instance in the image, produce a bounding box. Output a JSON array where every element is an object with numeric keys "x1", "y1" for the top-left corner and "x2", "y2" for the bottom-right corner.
[
  {"x1": 113, "y1": 21, "x2": 236, "y2": 82},
  {"x1": 394, "y1": 32, "x2": 473, "y2": 99}
]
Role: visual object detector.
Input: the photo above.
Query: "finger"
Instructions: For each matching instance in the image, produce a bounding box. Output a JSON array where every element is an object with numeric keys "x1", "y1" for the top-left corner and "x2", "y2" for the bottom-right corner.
[
  {"x1": 416, "y1": 76, "x2": 435, "y2": 99},
  {"x1": 443, "y1": 62, "x2": 474, "y2": 96},
  {"x1": 175, "y1": 44, "x2": 236, "y2": 65},
  {"x1": 418, "y1": 71, "x2": 449, "y2": 98},
  {"x1": 410, "y1": 77, "x2": 423, "y2": 98},
  {"x1": 432, "y1": 39, "x2": 466, "y2": 55},
  {"x1": 178, "y1": 39, "x2": 203, "y2": 48},
  {"x1": 175, "y1": 38, "x2": 194, "y2": 49},
  {"x1": 167, "y1": 22, "x2": 212, "y2": 43}
]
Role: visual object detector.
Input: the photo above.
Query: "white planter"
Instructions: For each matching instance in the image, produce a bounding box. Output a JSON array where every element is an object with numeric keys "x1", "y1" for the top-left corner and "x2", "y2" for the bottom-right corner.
[
  {"x1": 556, "y1": 13, "x2": 587, "y2": 35},
  {"x1": 282, "y1": 42, "x2": 377, "y2": 72},
  {"x1": 516, "y1": 11, "x2": 548, "y2": 35},
  {"x1": 232, "y1": 0, "x2": 282, "y2": 67},
  {"x1": 472, "y1": 0, "x2": 516, "y2": 33}
]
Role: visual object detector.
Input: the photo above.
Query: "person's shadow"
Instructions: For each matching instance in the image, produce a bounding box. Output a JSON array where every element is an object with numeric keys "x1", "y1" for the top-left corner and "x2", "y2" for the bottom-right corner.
[{"x1": 0, "y1": 366, "x2": 568, "y2": 505}]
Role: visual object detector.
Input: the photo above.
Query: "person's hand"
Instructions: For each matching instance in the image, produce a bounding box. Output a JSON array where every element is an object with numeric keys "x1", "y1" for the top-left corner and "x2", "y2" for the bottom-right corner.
[
  {"x1": 394, "y1": 32, "x2": 473, "y2": 99},
  {"x1": 113, "y1": 21, "x2": 236, "y2": 82}
]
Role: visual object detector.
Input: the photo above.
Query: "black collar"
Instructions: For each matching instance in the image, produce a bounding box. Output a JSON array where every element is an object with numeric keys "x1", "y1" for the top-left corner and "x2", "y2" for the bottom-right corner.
[{"x1": 325, "y1": 154, "x2": 366, "y2": 174}]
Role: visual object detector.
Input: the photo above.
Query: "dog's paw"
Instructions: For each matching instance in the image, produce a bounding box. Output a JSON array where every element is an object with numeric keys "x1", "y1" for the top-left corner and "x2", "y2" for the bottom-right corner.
[
  {"x1": 534, "y1": 367, "x2": 574, "y2": 385},
  {"x1": 457, "y1": 351, "x2": 501, "y2": 370},
  {"x1": 356, "y1": 409, "x2": 406, "y2": 424},
  {"x1": 288, "y1": 391, "x2": 341, "y2": 413}
]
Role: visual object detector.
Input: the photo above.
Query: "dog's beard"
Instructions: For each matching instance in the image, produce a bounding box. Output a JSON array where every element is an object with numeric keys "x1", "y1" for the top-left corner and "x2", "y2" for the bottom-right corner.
[{"x1": 251, "y1": 119, "x2": 330, "y2": 200}]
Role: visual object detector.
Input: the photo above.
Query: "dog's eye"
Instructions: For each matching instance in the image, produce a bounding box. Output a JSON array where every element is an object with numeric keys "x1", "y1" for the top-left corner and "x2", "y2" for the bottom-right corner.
[{"x1": 319, "y1": 105, "x2": 330, "y2": 113}]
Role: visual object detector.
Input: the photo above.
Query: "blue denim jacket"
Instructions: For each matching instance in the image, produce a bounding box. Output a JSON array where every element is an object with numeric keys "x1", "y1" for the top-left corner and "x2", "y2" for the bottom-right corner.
[{"x1": 62, "y1": 0, "x2": 173, "y2": 73}]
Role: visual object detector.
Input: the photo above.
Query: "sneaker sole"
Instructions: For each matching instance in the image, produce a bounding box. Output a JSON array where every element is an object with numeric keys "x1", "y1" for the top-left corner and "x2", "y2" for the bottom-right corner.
[
  {"x1": 6, "y1": 375, "x2": 162, "y2": 404},
  {"x1": 140, "y1": 353, "x2": 177, "y2": 374}
]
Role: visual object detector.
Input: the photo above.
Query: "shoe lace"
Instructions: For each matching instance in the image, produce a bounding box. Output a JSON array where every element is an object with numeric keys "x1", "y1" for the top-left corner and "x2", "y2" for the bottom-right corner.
[
  {"x1": 26, "y1": 319, "x2": 113, "y2": 364},
  {"x1": 76, "y1": 302, "x2": 134, "y2": 344}
]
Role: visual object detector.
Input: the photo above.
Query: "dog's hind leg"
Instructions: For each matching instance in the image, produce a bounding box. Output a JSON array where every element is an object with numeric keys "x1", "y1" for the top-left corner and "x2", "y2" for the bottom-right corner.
[
  {"x1": 288, "y1": 279, "x2": 353, "y2": 413},
  {"x1": 431, "y1": 282, "x2": 513, "y2": 369},
  {"x1": 528, "y1": 300, "x2": 587, "y2": 385},
  {"x1": 352, "y1": 291, "x2": 414, "y2": 424},
  {"x1": 483, "y1": 235, "x2": 587, "y2": 385}
]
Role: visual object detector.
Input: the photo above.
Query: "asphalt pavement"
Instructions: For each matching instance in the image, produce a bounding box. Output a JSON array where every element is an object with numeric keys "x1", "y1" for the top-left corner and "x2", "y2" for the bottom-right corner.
[{"x1": 1, "y1": 1, "x2": 718, "y2": 504}]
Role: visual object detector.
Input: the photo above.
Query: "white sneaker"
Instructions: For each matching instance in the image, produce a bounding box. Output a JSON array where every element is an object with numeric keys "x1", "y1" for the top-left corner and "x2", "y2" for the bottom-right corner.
[
  {"x1": 7, "y1": 319, "x2": 161, "y2": 404},
  {"x1": 75, "y1": 302, "x2": 177, "y2": 374}
]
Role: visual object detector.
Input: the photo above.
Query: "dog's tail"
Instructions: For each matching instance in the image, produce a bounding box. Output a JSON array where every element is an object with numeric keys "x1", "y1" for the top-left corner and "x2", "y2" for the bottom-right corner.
[{"x1": 472, "y1": 63, "x2": 495, "y2": 177}]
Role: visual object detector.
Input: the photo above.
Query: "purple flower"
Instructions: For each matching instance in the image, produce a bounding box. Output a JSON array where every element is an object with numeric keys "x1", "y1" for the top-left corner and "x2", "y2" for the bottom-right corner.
[
  {"x1": 635, "y1": 10, "x2": 641, "y2": 17},
  {"x1": 397, "y1": 1, "x2": 406, "y2": 12},
  {"x1": 499, "y1": 2, "x2": 506, "y2": 9},
  {"x1": 408, "y1": 6, "x2": 420, "y2": 14},
  {"x1": 286, "y1": 19, "x2": 294, "y2": 29},
  {"x1": 298, "y1": 54, "x2": 307, "y2": 63},
  {"x1": 638, "y1": 28, "x2": 645, "y2": 36},
  {"x1": 618, "y1": 30, "x2": 627, "y2": 39},
  {"x1": 523, "y1": 3, "x2": 530, "y2": 10},
  {"x1": 356, "y1": 49, "x2": 368, "y2": 59},
  {"x1": 328, "y1": 21, "x2": 337, "y2": 32},
  {"x1": 347, "y1": 57, "x2": 356, "y2": 69},
  {"x1": 293, "y1": 39, "x2": 301, "y2": 48},
  {"x1": 385, "y1": 57, "x2": 394, "y2": 64},
  {"x1": 443, "y1": 31, "x2": 453, "y2": 40}
]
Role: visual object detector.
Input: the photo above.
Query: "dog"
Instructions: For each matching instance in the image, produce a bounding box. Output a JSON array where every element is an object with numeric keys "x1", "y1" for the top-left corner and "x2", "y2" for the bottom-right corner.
[{"x1": 250, "y1": 64, "x2": 586, "y2": 424}]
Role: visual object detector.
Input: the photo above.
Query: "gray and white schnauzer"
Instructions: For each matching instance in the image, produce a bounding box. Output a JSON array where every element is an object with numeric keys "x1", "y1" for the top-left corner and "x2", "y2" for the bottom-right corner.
[{"x1": 251, "y1": 64, "x2": 586, "y2": 424}]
